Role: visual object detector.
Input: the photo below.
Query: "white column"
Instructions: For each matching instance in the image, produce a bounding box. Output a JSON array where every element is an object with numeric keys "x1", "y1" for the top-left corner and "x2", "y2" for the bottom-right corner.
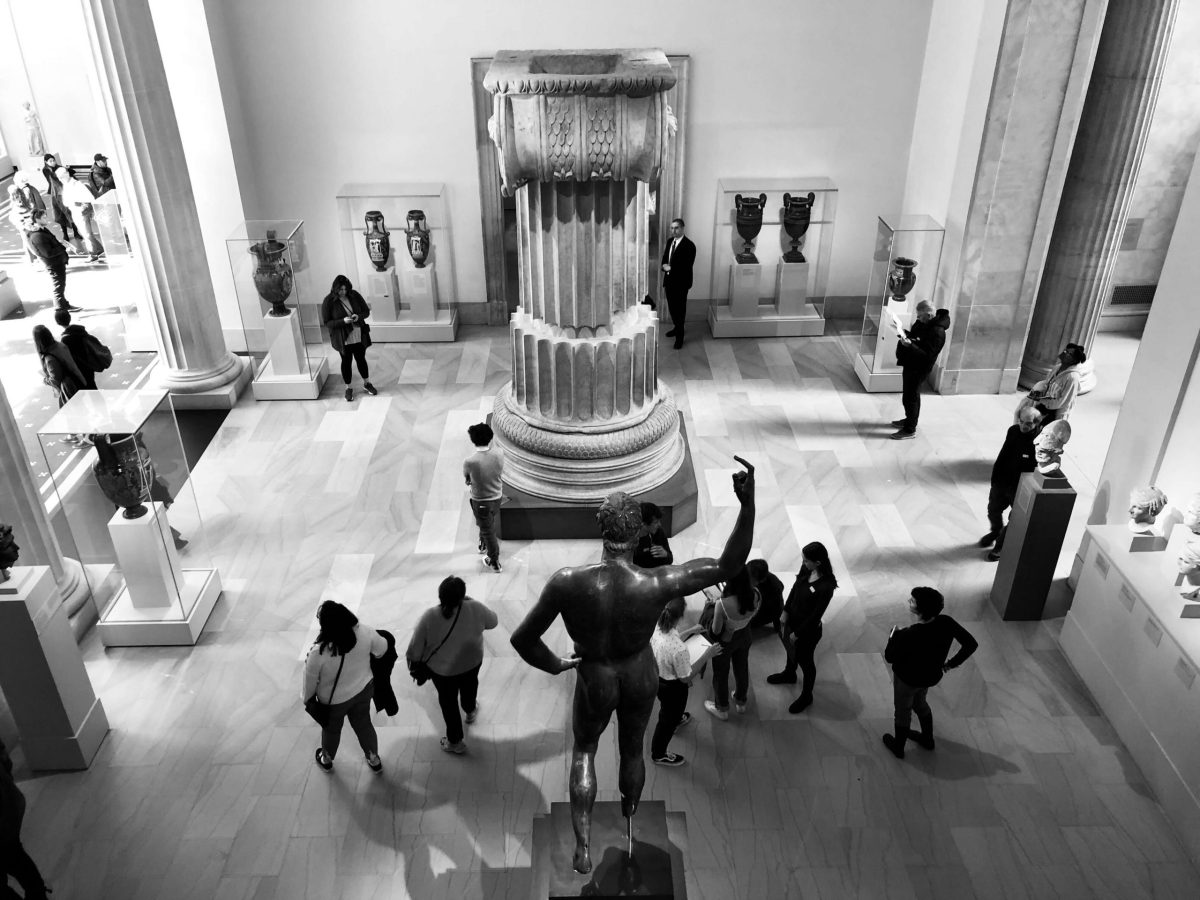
[{"x1": 82, "y1": 0, "x2": 248, "y2": 404}]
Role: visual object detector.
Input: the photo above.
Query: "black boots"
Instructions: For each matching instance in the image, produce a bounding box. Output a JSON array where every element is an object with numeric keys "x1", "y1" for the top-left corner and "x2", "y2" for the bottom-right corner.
[{"x1": 882, "y1": 728, "x2": 908, "y2": 759}]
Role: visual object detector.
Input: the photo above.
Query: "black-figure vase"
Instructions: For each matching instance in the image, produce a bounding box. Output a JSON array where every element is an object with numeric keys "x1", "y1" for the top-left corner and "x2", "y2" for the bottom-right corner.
[
  {"x1": 248, "y1": 229, "x2": 294, "y2": 317},
  {"x1": 364, "y1": 211, "x2": 390, "y2": 271},
  {"x1": 888, "y1": 257, "x2": 918, "y2": 304},
  {"x1": 405, "y1": 210, "x2": 430, "y2": 268},
  {"x1": 734, "y1": 193, "x2": 767, "y2": 264},
  {"x1": 782, "y1": 192, "x2": 816, "y2": 263},
  {"x1": 93, "y1": 433, "x2": 156, "y2": 519}
]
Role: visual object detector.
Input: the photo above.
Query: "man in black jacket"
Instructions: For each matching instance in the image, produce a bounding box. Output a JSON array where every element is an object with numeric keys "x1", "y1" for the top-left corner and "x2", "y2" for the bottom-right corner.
[
  {"x1": 55, "y1": 308, "x2": 107, "y2": 390},
  {"x1": 633, "y1": 502, "x2": 673, "y2": 569},
  {"x1": 88, "y1": 152, "x2": 117, "y2": 197},
  {"x1": 27, "y1": 210, "x2": 79, "y2": 313},
  {"x1": 660, "y1": 218, "x2": 696, "y2": 350},
  {"x1": 980, "y1": 406, "x2": 1043, "y2": 559},
  {"x1": 891, "y1": 301, "x2": 950, "y2": 440},
  {"x1": 1, "y1": 741, "x2": 51, "y2": 900},
  {"x1": 882, "y1": 587, "x2": 977, "y2": 758}
]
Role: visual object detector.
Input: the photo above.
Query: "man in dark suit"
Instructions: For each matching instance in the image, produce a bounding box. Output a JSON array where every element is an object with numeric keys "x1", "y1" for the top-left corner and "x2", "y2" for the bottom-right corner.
[{"x1": 661, "y1": 217, "x2": 696, "y2": 350}]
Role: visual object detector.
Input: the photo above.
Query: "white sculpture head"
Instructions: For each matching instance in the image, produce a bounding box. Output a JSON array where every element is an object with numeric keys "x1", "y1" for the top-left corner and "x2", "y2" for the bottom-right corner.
[
  {"x1": 1034, "y1": 420, "x2": 1071, "y2": 475},
  {"x1": 1179, "y1": 542, "x2": 1200, "y2": 585},
  {"x1": 1128, "y1": 486, "x2": 1168, "y2": 527},
  {"x1": 1183, "y1": 493, "x2": 1200, "y2": 535}
]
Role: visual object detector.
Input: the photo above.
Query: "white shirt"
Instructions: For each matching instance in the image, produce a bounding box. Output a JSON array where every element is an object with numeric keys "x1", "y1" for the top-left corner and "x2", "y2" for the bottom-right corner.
[
  {"x1": 668, "y1": 237, "x2": 678, "y2": 262},
  {"x1": 651, "y1": 626, "x2": 692, "y2": 681}
]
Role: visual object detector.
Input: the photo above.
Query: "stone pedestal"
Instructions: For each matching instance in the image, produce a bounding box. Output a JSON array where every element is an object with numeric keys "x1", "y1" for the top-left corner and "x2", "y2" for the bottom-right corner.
[
  {"x1": 250, "y1": 309, "x2": 328, "y2": 400},
  {"x1": 531, "y1": 801, "x2": 686, "y2": 900},
  {"x1": 0, "y1": 567, "x2": 109, "y2": 770},
  {"x1": 262, "y1": 309, "x2": 305, "y2": 376},
  {"x1": 366, "y1": 265, "x2": 399, "y2": 321},
  {"x1": 401, "y1": 266, "x2": 437, "y2": 320},
  {"x1": 0, "y1": 268, "x2": 20, "y2": 318},
  {"x1": 990, "y1": 471, "x2": 1077, "y2": 620},
  {"x1": 729, "y1": 264, "x2": 761, "y2": 318},
  {"x1": 108, "y1": 502, "x2": 181, "y2": 610},
  {"x1": 775, "y1": 261, "x2": 810, "y2": 316}
]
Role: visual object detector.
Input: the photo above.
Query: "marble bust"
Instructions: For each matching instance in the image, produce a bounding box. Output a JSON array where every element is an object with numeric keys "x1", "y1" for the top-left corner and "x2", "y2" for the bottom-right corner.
[
  {"x1": 1179, "y1": 542, "x2": 1200, "y2": 601},
  {"x1": 0, "y1": 523, "x2": 18, "y2": 582},
  {"x1": 1128, "y1": 486, "x2": 1168, "y2": 534},
  {"x1": 1182, "y1": 493, "x2": 1200, "y2": 535},
  {"x1": 1033, "y1": 420, "x2": 1071, "y2": 476}
]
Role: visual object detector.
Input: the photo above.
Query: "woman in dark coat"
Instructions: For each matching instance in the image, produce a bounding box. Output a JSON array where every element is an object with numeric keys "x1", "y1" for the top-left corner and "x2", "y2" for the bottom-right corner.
[
  {"x1": 320, "y1": 274, "x2": 375, "y2": 402},
  {"x1": 768, "y1": 541, "x2": 839, "y2": 713},
  {"x1": 33, "y1": 324, "x2": 88, "y2": 445}
]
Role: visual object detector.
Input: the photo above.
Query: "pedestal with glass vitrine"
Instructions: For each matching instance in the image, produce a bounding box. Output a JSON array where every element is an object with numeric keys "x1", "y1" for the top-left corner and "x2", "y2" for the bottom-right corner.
[
  {"x1": 37, "y1": 390, "x2": 222, "y2": 647},
  {"x1": 854, "y1": 215, "x2": 945, "y2": 392},
  {"x1": 227, "y1": 220, "x2": 328, "y2": 400}
]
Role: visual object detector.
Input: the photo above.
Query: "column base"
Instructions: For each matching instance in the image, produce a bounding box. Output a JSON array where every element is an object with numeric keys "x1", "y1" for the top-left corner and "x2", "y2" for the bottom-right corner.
[{"x1": 153, "y1": 355, "x2": 252, "y2": 410}]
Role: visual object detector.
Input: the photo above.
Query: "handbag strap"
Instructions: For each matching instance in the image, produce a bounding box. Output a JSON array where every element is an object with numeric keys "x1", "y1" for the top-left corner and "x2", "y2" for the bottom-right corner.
[
  {"x1": 421, "y1": 603, "x2": 463, "y2": 666},
  {"x1": 314, "y1": 651, "x2": 346, "y2": 703}
]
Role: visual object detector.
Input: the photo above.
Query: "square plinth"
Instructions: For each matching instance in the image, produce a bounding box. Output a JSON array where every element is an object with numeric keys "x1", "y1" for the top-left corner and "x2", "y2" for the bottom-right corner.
[
  {"x1": 531, "y1": 801, "x2": 686, "y2": 900},
  {"x1": 499, "y1": 413, "x2": 697, "y2": 541}
]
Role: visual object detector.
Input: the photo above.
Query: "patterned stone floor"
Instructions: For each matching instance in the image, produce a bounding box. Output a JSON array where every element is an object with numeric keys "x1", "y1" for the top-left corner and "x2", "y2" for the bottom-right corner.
[{"x1": 11, "y1": 322, "x2": 1198, "y2": 899}]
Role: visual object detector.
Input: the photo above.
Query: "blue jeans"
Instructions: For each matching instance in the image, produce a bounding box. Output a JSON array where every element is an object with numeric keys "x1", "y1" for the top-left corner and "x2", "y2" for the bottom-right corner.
[{"x1": 470, "y1": 498, "x2": 501, "y2": 562}]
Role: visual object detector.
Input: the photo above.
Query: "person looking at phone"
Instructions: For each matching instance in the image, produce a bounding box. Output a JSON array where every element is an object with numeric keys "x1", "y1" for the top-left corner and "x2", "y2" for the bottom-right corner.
[{"x1": 321, "y1": 274, "x2": 376, "y2": 402}]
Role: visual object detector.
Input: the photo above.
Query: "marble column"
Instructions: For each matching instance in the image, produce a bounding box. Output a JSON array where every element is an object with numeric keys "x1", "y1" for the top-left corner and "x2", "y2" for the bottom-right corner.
[
  {"x1": 484, "y1": 50, "x2": 684, "y2": 501},
  {"x1": 938, "y1": 0, "x2": 1108, "y2": 395},
  {"x1": 0, "y1": 380, "x2": 93, "y2": 637},
  {"x1": 82, "y1": 0, "x2": 248, "y2": 406},
  {"x1": 1021, "y1": 0, "x2": 1181, "y2": 388}
]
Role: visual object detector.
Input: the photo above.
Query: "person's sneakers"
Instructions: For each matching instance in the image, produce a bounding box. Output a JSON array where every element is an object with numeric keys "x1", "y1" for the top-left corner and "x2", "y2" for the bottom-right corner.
[
  {"x1": 789, "y1": 694, "x2": 813, "y2": 714},
  {"x1": 911, "y1": 732, "x2": 935, "y2": 751},
  {"x1": 440, "y1": 737, "x2": 467, "y2": 755},
  {"x1": 363, "y1": 381, "x2": 378, "y2": 396},
  {"x1": 766, "y1": 670, "x2": 798, "y2": 685},
  {"x1": 674, "y1": 712, "x2": 692, "y2": 730},
  {"x1": 652, "y1": 753, "x2": 686, "y2": 767},
  {"x1": 483, "y1": 557, "x2": 502, "y2": 573},
  {"x1": 733, "y1": 700, "x2": 748, "y2": 715},
  {"x1": 978, "y1": 531, "x2": 998, "y2": 548},
  {"x1": 365, "y1": 751, "x2": 383, "y2": 773},
  {"x1": 314, "y1": 748, "x2": 333, "y2": 771},
  {"x1": 986, "y1": 550, "x2": 1001, "y2": 562},
  {"x1": 890, "y1": 430, "x2": 917, "y2": 441},
  {"x1": 882, "y1": 733, "x2": 906, "y2": 759},
  {"x1": 890, "y1": 418, "x2": 908, "y2": 428},
  {"x1": 466, "y1": 703, "x2": 479, "y2": 725},
  {"x1": 344, "y1": 387, "x2": 354, "y2": 401},
  {"x1": 703, "y1": 700, "x2": 729, "y2": 721}
]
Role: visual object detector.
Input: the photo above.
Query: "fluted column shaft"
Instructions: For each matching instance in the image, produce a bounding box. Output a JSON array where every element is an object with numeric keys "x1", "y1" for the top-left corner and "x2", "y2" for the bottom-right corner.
[
  {"x1": 1021, "y1": 0, "x2": 1180, "y2": 386},
  {"x1": 82, "y1": 0, "x2": 245, "y2": 396}
]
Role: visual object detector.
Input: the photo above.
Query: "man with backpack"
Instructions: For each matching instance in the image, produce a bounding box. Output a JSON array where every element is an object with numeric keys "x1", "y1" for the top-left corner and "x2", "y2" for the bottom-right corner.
[{"x1": 55, "y1": 309, "x2": 113, "y2": 390}]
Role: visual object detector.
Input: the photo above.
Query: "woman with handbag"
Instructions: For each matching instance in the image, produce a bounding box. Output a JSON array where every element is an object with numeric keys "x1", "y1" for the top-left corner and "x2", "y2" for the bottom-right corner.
[
  {"x1": 767, "y1": 541, "x2": 839, "y2": 713},
  {"x1": 406, "y1": 575, "x2": 498, "y2": 755},
  {"x1": 33, "y1": 324, "x2": 88, "y2": 446},
  {"x1": 321, "y1": 274, "x2": 376, "y2": 402},
  {"x1": 302, "y1": 600, "x2": 388, "y2": 773},
  {"x1": 703, "y1": 567, "x2": 761, "y2": 721}
]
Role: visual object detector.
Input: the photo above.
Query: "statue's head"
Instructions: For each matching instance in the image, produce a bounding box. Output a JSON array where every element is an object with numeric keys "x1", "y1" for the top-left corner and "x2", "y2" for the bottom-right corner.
[
  {"x1": 0, "y1": 524, "x2": 17, "y2": 568},
  {"x1": 1179, "y1": 542, "x2": 1200, "y2": 579},
  {"x1": 597, "y1": 492, "x2": 643, "y2": 554},
  {"x1": 1183, "y1": 493, "x2": 1200, "y2": 535},
  {"x1": 1128, "y1": 486, "x2": 1168, "y2": 525},
  {"x1": 1034, "y1": 420, "x2": 1071, "y2": 472}
]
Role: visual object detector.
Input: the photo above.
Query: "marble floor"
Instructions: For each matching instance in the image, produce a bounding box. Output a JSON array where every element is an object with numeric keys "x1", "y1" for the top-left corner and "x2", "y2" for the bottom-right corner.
[{"x1": 11, "y1": 322, "x2": 1199, "y2": 900}]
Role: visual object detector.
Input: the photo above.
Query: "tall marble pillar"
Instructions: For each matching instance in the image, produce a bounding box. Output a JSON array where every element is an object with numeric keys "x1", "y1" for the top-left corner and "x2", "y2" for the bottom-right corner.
[
  {"x1": 82, "y1": 0, "x2": 248, "y2": 406},
  {"x1": 1021, "y1": 0, "x2": 1180, "y2": 388},
  {"x1": 484, "y1": 50, "x2": 684, "y2": 501},
  {"x1": 0, "y1": 380, "x2": 93, "y2": 636}
]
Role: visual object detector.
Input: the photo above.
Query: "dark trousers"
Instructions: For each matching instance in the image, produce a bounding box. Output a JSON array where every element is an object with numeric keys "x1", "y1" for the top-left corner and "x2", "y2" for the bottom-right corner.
[
  {"x1": 51, "y1": 197, "x2": 81, "y2": 240},
  {"x1": 431, "y1": 662, "x2": 481, "y2": 744},
  {"x1": 1, "y1": 838, "x2": 48, "y2": 899},
  {"x1": 320, "y1": 682, "x2": 377, "y2": 758},
  {"x1": 711, "y1": 626, "x2": 752, "y2": 709},
  {"x1": 46, "y1": 260, "x2": 67, "y2": 309},
  {"x1": 470, "y1": 498, "x2": 501, "y2": 562},
  {"x1": 790, "y1": 625, "x2": 822, "y2": 699},
  {"x1": 986, "y1": 481, "x2": 1016, "y2": 535},
  {"x1": 900, "y1": 366, "x2": 927, "y2": 431},
  {"x1": 892, "y1": 672, "x2": 933, "y2": 736},
  {"x1": 664, "y1": 285, "x2": 688, "y2": 334},
  {"x1": 339, "y1": 342, "x2": 369, "y2": 384},
  {"x1": 650, "y1": 677, "x2": 689, "y2": 759}
]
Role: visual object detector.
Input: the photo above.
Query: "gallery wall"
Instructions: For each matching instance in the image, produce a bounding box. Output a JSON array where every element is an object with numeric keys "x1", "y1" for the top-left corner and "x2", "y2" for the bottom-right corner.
[{"x1": 208, "y1": 0, "x2": 936, "y2": 310}]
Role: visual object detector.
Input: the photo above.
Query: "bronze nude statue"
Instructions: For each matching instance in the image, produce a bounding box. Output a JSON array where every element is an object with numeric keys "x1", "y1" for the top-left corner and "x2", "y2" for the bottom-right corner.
[{"x1": 511, "y1": 457, "x2": 756, "y2": 874}]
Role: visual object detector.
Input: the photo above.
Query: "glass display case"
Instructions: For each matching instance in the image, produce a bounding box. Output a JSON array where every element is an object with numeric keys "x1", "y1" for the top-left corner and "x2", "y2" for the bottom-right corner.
[
  {"x1": 854, "y1": 215, "x2": 945, "y2": 392},
  {"x1": 708, "y1": 178, "x2": 838, "y2": 338},
  {"x1": 334, "y1": 183, "x2": 458, "y2": 341},
  {"x1": 226, "y1": 220, "x2": 328, "y2": 400},
  {"x1": 37, "y1": 390, "x2": 222, "y2": 646}
]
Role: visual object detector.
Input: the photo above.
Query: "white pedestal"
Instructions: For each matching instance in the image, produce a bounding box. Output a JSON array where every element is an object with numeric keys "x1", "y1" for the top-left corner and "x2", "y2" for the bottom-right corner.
[
  {"x1": 92, "y1": 199, "x2": 129, "y2": 257},
  {"x1": 98, "y1": 568, "x2": 222, "y2": 647},
  {"x1": 0, "y1": 268, "x2": 20, "y2": 318},
  {"x1": 0, "y1": 566, "x2": 109, "y2": 770},
  {"x1": 366, "y1": 265, "x2": 399, "y2": 322},
  {"x1": 854, "y1": 306, "x2": 909, "y2": 392},
  {"x1": 775, "y1": 261, "x2": 810, "y2": 316},
  {"x1": 108, "y1": 502, "x2": 182, "y2": 610},
  {"x1": 729, "y1": 264, "x2": 762, "y2": 319},
  {"x1": 401, "y1": 266, "x2": 438, "y2": 319},
  {"x1": 250, "y1": 308, "x2": 329, "y2": 400}
]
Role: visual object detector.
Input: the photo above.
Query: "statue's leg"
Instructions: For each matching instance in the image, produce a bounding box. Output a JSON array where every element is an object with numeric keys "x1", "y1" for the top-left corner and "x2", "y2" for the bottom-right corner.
[
  {"x1": 570, "y1": 664, "x2": 617, "y2": 875},
  {"x1": 614, "y1": 651, "x2": 658, "y2": 820}
]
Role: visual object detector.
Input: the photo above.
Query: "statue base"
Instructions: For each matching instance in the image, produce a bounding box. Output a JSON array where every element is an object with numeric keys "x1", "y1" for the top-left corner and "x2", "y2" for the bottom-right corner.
[
  {"x1": 531, "y1": 800, "x2": 686, "y2": 900},
  {"x1": 989, "y1": 471, "x2": 1076, "y2": 620},
  {"x1": 497, "y1": 413, "x2": 697, "y2": 540}
]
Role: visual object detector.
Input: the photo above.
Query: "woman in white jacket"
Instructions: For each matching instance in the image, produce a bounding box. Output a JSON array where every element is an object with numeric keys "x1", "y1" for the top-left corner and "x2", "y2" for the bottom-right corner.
[{"x1": 57, "y1": 166, "x2": 103, "y2": 263}]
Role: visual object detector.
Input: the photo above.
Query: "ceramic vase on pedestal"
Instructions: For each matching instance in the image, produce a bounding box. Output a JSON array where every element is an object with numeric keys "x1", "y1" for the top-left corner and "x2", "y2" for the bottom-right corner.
[
  {"x1": 92, "y1": 434, "x2": 155, "y2": 519},
  {"x1": 0, "y1": 524, "x2": 17, "y2": 583},
  {"x1": 782, "y1": 192, "x2": 815, "y2": 263},
  {"x1": 734, "y1": 193, "x2": 768, "y2": 264},
  {"x1": 248, "y1": 230, "x2": 294, "y2": 317},
  {"x1": 363, "y1": 210, "x2": 391, "y2": 271},
  {"x1": 405, "y1": 210, "x2": 430, "y2": 268},
  {"x1": 888, "y1": 257, "x2": 917, "y2": 303}
]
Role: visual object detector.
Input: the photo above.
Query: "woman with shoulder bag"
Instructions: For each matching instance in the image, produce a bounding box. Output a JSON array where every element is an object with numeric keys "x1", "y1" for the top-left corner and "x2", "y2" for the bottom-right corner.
[
  {"x1": 649, "y1": 597, "x2": 721, "y2": 766},
  {"x1": 406, "y1": 576, "x2": 498, "y2": 755},
  {"x1": 703, "y1": 567, "x2": 761, "y2": 721},
  {"x1": 302, "y1": 600, "x2": 388, "y2": 773},
  {"x1": 321, "y1": 274, "x2": 376, "y2": 402},
  {"x1": 768, "y1": 541, "x2": 839, "y2": 714},
  {"x1": 33, "y1": 323, "x2": 88, "y2": 446}
]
